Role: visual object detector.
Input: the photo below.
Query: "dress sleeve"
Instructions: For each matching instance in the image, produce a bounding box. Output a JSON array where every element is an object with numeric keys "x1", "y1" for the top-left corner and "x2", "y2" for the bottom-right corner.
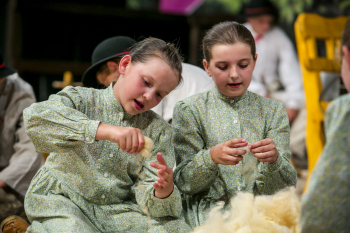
[
  {"x1": 254, "y1": 102, "x2": 297, "y2": 195},
  {"x1": 300, "y1": 98, "x2": 350, "y2": 231},
  {"x1": 172, "y1": 101, "x2": 219, "y2": 195},
  {"x1": 23, "y1": 86, "x2": 100, "y2": 153},
  {"x1": 134, "y1": 125, "x2": 182, "y2": 218}
]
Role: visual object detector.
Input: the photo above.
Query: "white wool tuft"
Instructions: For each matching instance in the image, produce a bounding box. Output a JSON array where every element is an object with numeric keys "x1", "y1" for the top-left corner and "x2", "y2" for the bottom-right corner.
[{"x1": 193, "y1": 187, "x2": 301, "y2": 233}]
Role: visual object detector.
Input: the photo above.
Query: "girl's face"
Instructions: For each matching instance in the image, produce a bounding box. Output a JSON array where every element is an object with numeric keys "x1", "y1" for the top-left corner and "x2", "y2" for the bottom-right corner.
[
  {"x1": 203, "y1": 42, "x2": 257, "y2": 98},
  {"x1": 114, "y1": 55, "x2": 179, "y2": 115},
  {"x1": 341, "y1": 45, "x2": 350, "y2": 93}
]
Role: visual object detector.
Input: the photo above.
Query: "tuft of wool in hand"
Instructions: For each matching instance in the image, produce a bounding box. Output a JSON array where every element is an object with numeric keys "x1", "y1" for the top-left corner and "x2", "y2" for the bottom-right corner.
[
  {"x1": 139, "y1": 136, "x2": 155, "y2": 158},
  {"x1": 116, "y1": 136, "x2": 154, "y2": 158}
]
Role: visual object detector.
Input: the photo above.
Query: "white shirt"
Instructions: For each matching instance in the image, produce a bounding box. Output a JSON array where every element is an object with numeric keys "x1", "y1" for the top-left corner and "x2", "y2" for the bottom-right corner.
[
  {"x1": 152, "y1": 63, "x2": 215, "y2": 122},
  {"x1": 244, "y1": 22, "x2": 305, "y2": 109}
]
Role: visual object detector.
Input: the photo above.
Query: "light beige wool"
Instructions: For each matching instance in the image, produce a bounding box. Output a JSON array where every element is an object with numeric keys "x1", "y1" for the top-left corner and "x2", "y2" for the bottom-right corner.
[
  {"x1": 193, "y1": 187, "x2": 301, "y2": 233},
  {"x1": 139, "y1": 136, "x2": 155, "y2": 158},
  {"x1": 116, "y1": 136, "x2": 154, "y2": 158}
]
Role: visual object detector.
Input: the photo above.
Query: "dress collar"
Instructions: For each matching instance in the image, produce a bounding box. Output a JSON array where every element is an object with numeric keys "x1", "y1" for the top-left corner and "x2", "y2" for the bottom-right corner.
[{"x1": 211, "y1": 87, "x2": 250, "y2": 106}]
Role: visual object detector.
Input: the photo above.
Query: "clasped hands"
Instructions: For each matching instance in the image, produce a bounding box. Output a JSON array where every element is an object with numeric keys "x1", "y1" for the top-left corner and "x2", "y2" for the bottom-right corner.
[{"x1": 210, "y1": 138, "x2": 279, "y2": 165}]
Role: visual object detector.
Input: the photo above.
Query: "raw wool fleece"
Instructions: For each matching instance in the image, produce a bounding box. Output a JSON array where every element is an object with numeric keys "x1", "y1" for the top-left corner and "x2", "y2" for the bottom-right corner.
[{"x1": 192, "y1": 187, "x2": 301, "y2": 233}]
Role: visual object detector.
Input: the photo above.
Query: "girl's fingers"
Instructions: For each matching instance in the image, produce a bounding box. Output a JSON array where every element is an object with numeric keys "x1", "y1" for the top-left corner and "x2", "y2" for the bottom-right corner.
[
  {"x1": 129, "y1": 134, "x2": 138, "y2": 154},
  {"x1": 156, "y1": 153, "x2": 167, "y2": 166},
  {"x1": 156, "y1": 177, "x2": 168, "y2": 186},
  {"x1": 250, "y1": 144, "x2": 273, "y2": 154},
  {"x1": 226, "y1": 138, "x2": 246, "y2": 148},
  {"x1": 232, "y1": 142, "x2": 248, "y2": 148},
  {"x1": 150, "y1": 162, "x2": 167, "y2": 171},
  {"x1": 253, "y1": 151, "x2": 273, "y2": 159},
  {"x1": 226, "y1": 148, "x2": 247, "y2": 156},
  {"x1": 153, "y1": 182, "x2": 163, "y2": 189},
  {"x1": 118, "y1": 138, "x2": 126, "y2": 151},
  {"x1": 158, "y1": 169, "x2": 169, "y2": 181},
  {"x1": 136, "y1": 133, "x2": 144, "y2": 154},
  {"x1": 249, "y1": 138, "x2": 273, "y2": 149},
  {"x1": 223, "y1": 154, "x2": 243, "y2": 164},
  {"x1": 126, "y1": 135, "x2": 133, "y2": 152}
]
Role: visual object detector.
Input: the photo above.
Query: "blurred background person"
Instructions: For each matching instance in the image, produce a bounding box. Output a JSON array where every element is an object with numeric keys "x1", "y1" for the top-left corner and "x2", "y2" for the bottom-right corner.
[
  {"x1": 82, "y1": 36, "x2": 215, "y2": 124},
  {"x1": 241, "y1": 0, "x2": 307, "y2": 169},
  {"x1": 300, "y1": 16, "x2": 350, "y2": 232},
  {"x1": 81, "y1": 36, "x2": 137, "y2": 89},
  {"x1": 0, "y1": 53, "x2": 41, "y2": 223}
]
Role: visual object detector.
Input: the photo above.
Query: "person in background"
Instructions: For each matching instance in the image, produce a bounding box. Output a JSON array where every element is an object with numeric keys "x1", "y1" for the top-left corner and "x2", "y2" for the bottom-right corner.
[
  {"x1": 152, "y1": 63, "x2": 215, "y2": 124},
  {"x1": 82, "y1": 36, "x2": 215, "y2": 124},
  {"x1": 241, "y1": 0, "x2": 307, "y2": 168},
  {"x1": 300, "y1": 17, "x2": 350, "y2": 232},
  {"x1": 0, "y1": 53, "x2": 41, "y2": 225},
  {"x1": 82, "y1": 36, "x2": 137, "y2": 89}
]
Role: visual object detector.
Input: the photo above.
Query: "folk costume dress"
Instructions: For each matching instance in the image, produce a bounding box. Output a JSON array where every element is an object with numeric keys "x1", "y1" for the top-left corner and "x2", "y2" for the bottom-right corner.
[
  {"x1": 300, "y1": 94, "x2": 350, "y2": 232},
  {"x1": 23, "y1": 82, "x2": 191, "y2": 233},
  {"x1": 172, "y1": 88, "x2": 297, "y2": 228}
]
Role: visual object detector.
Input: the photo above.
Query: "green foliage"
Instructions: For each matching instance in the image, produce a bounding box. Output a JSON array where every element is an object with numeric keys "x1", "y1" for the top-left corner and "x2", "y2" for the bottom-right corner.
[
  {"x1": 206, "y1": 0, "x2": 348, "y2": 23},
  {"x1": 206, "y1": 0, "x2": 249, "y2": 14}
]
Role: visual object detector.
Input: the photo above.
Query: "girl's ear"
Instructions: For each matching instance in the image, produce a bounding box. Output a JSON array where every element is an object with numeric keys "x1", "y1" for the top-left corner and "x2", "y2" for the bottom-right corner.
[
  {"x1": 342, "y1": 46, "x2": 350, "y2": 68},
  {"x1": 118, "y1": 55, "x2": 132, "y2": 75},
  {"x1": 203, "y1": 59, "x2": 211, "y2": 77}
]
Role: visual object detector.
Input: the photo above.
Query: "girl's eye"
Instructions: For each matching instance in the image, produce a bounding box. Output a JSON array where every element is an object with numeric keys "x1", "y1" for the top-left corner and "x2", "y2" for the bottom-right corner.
[
  {"x1": 143, "y1": 79, "x2": 150, "y2": 86},
  {"x1": 157, "y1": 93, "x2": 163, "y2": 98},
  {"x1": 239, "y1": 64, "x2": 248, "y2": 68},
  {"x1": 218, "y1": 66, "x2": 227, "y2": 70}
]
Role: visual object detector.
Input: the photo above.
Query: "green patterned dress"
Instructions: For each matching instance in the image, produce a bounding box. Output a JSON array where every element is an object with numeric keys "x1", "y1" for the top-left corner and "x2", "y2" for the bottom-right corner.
[
  {"x1": 23, "y1": 83, "x2": 191, "y2": 233},
  {"x1": 172, "y1": 88, "x2": 297, "y2": 228},
  {"x1": 301, "y1": 94, "x2": 350, "y2": 232}
]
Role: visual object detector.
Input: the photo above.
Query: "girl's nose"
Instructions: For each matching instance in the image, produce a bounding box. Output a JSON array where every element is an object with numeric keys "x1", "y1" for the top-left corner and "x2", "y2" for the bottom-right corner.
[
  {"x1": 143, "y1": 90, "x2": 154, "y2": 101},
  {"x1": 230, "y1": 67, "x2": 239, "y2": 79}
]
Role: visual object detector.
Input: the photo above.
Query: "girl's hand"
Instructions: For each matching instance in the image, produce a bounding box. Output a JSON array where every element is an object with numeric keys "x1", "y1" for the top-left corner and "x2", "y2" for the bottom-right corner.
[
  {"x1": 210, "y1": 138, "x2": 248, "y2": 165},
  {"x1": 95, "y1": 123, "x2": 145, "y2": 154},
  {"x1": 150, "y1": 153, "x2": 174, "y2": 199},
  {"x1": 249, "y1": 138, "x2": 279, "y2": 164}
]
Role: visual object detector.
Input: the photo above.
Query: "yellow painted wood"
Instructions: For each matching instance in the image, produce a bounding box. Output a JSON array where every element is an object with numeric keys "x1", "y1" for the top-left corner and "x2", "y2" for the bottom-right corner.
[{"x1": 294, "y1": 13, "x2": 348, "y2": 192}]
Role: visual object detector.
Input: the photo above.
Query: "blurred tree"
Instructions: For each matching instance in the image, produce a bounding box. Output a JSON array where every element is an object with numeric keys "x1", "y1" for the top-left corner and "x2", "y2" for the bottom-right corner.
[{"x1": 207, "y1": 0, "x2": 349, "y2": 23}]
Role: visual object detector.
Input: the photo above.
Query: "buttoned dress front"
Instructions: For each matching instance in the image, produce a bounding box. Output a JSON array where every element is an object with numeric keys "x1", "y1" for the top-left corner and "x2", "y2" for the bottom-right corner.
[
  {"x1": 23, "y1": 83, "x2": 191, "y2": 233},
  {"x1": 172, "y1": 88, "x2": 297, "y2": 229}
]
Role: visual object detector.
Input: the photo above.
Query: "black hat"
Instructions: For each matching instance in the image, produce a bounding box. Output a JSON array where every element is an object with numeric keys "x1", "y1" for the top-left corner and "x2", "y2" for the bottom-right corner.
[
  {"x1": 240, "y1": 0, "x2": 278, "y2": 18},
  {"x1": 0, "y1": 53, "x2": 17, "y2": 78},
  {"x1": 82, "y1": 36, "x2": 136, "y2": 88}
]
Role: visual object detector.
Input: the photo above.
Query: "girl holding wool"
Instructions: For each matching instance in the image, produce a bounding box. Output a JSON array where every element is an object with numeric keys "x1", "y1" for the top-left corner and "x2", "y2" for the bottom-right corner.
[
  {"x1": 172, "y1": 21, "x2": 297, "y2": 229},
  {"x1": 22, "y1": 38, "x2": 191, "y2": 232}
]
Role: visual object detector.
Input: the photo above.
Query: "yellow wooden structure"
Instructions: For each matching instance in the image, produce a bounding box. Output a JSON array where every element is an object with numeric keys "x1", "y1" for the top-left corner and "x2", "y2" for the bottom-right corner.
[
  {"x1": 294, "y1": 13, "x2": 348, "y2": 191},
  {"x1": 52, "y1": 71, "x2": 83, "y2": 89}
]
